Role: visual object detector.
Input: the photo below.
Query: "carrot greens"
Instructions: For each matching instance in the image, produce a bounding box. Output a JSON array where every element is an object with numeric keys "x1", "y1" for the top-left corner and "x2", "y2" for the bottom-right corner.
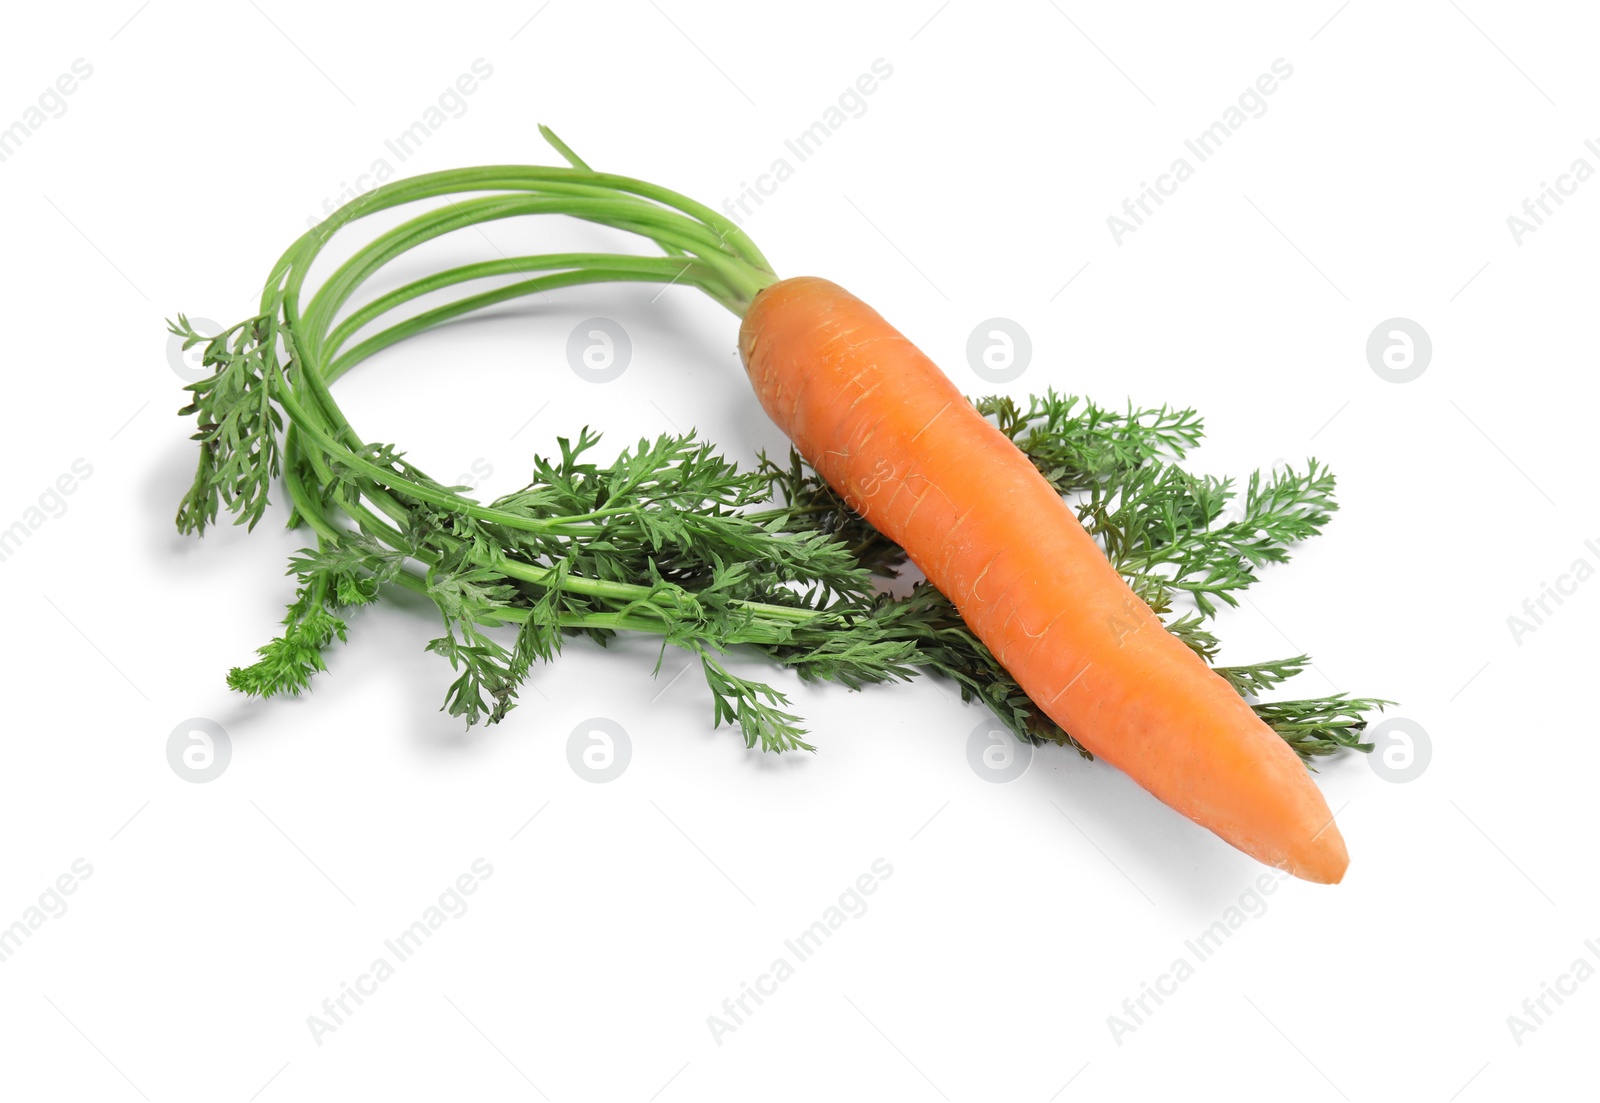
[{"x1": 172, "y1": 134, "x2": 1383, "y2": 762}]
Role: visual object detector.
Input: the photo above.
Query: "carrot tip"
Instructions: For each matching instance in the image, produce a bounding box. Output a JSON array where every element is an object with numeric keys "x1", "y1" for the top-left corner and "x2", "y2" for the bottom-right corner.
[{"x1": 1290, "y1": 820, "x2": 1349, "y2": 884}]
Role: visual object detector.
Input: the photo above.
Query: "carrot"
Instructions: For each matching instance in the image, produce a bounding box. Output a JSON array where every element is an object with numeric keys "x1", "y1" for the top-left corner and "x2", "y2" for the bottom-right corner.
[
  {"x1": 178, "y1": 131, "x2": 1371, "y2": 885},
  {"x1": 740, "y1": 277, "x2": 1347, "y2": 883}
]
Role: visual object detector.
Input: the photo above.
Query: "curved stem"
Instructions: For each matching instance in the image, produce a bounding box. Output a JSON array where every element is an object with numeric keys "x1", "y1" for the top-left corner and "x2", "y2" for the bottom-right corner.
[
  {"x1": 216, "y1": 155, "x2": 818, "y2": 658},
  {"x1": 291, "y1": 177, "x2": 773, "y2": 343},
  {"x1": 326, "y1": 264, "x2": 729, "y2": 382},
  {"x1": 322, "y1": 253, "x2": 720, "y2": 363}
]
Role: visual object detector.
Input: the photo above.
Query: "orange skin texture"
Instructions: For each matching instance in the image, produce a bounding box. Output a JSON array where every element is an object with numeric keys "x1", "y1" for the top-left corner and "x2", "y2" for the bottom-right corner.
[{"x1": 739, "y1": 277, "x2": 1347, "y2": 883}]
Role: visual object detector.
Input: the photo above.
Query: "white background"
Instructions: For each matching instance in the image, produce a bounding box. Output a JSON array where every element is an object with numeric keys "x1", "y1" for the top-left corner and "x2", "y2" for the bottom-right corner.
[{"x1": 0, "y1": 1, "x2": 1593, "y2": 1100}]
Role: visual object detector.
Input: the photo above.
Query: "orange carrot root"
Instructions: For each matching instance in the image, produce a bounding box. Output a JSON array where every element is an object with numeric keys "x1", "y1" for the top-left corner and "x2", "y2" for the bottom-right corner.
[{"x1": 740, "y1": 276, "x2": 1348, "y2": 883}]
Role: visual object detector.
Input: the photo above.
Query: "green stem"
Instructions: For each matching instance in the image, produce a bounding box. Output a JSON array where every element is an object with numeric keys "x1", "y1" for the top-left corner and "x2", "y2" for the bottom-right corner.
[{"x1": 197, "y1": 145, "x2": 828, "y2": 693}]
